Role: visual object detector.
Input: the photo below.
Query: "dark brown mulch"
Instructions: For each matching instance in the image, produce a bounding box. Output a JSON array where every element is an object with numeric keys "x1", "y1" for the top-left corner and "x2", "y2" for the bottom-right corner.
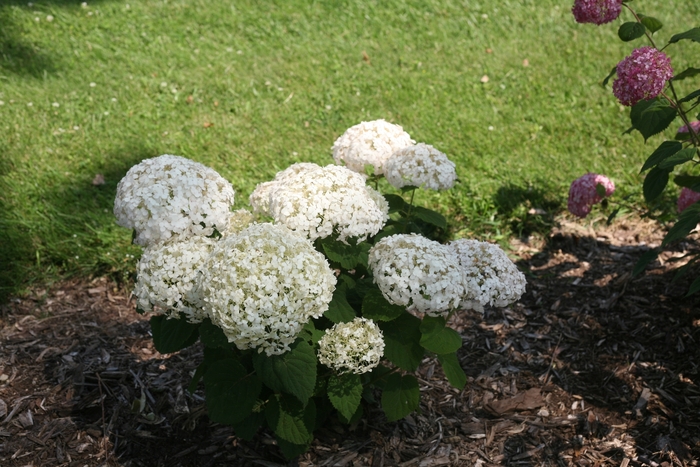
[{"x1": 1, "y1": 216, "x2": 699, "y2": 467}]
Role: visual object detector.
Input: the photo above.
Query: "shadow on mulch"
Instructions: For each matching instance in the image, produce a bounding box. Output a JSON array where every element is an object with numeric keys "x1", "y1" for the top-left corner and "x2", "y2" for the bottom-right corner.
[{"x1": 1, "y1": 217, "x2": 700, "y2": 467}]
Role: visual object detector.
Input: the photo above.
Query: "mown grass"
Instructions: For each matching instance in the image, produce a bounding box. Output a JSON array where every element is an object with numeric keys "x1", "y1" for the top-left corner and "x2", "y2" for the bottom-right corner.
[{"x1": 1, "y1": 0, "x2": 698, "y2": 300}]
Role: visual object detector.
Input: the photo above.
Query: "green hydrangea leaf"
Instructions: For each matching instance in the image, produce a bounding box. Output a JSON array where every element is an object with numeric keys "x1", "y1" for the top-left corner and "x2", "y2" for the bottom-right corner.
[
  {"x1": 419, "y1": 315, "x2": 462, "y2": 354},
  {"x1": 618, "y1": 22, "x2": 646, "y2": 42},
  {"x1": 639, "y1": 15, "x2": 663, "y2": 33},
  {"x1": 204, "y1": 358, "x2": 262, "y2": 425},
  {"x1": 325, "y1": 283, "x2": 357, "y2": 324},
  {"x1": 640, "y1": 141, "x2": 682, "y2": 173},
  {"x1": 379, "y1": 313, "x2": 424, "y2": 371},
  {"x1": 669, "y1": 27, "x2": 700, "y2": 44},
  {"x1": 150, "y1": 314, "x2": 199, "y2": 354},
  {"x1": 381, "y1": 373, "x2": 420, "y2": 422},
  {"x1": 327, "y1": 373, "x2": 363, "y2": 421},
  {"x1": 253, "y1": 339, "x2": 317, "y2": 404},
  {"x1": 198, "y1": 318, "x2": 229, "y2": 349},
  {"x1": 412, "y1": 206, "x2": 447, "y2": 229},
  {"x1": 437, "y1": 352, "x2": 467, "y2": 390},
  {"x1": 642, "y1": 167, "x2": 670, "y2": 202},
  {"x1": 265, "y1": 394, "x2": 316, "y2": 445},
  {"x1": 362, "y1": 288, "x2": 404, "y2": 322},
  {"x1": 630, "y1": 99, "x2": 677, "y2": 142},
  {"x1": 657, "y1": 147, "x2": 696, "y2": 170},
  {"x1": 663, "y1": 204, "x2": 700, "y2": 246}
]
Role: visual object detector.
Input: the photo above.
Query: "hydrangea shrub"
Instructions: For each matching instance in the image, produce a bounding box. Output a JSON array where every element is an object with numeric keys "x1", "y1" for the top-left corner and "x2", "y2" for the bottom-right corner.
[
  {"x1": 115, "y1": 122, "x2": 527, "y2": 459},
  {"x1": 569, "y1": 1, "x2": 700, "y2": 292}
]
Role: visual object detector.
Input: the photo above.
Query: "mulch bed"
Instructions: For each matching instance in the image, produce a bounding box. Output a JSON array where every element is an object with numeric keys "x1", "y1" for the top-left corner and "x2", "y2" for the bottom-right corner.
[{"x1": 1, "y1": 216, "x2": 699, "y2": 467}]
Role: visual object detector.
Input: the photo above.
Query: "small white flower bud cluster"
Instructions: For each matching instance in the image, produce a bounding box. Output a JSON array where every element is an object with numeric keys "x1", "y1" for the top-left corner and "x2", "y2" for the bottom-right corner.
[
  {"x1": 384, "y1": 143, "x2": 457, "y2": 191},
  {"x1": 197, "y1": 223, "x2": 337, "y2": 356},
  {"x1": 114, "y1": 155, "x2": 235, "y2": 246},
  {"x1": 133, "y1": 236, "x2": 217, "y2": 323},
  {"x1": 331, "y1": 119, "x2": 415, "y2": 175},
  {"x1": 318, "y1": 318, "x2": 385, "y2": 375},
  {"x1": 448, "y1": 239, "x2": 526, "y2": 313},
  {"x1": 368, "y1": 234, "x2": 465, "y2": 316}
]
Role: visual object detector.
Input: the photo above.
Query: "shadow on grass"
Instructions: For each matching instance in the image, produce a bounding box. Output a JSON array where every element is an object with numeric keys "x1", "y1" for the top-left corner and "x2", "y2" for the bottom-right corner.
[
  {"x1": 0, "y1": 145, "x2": 154, "y2": 302},
  {"x1": 0, "y1": 0, "x2": 116, "y2": 77},
  {"x1": 493, "y1": 181, "x2": 562, "y2": 238}
]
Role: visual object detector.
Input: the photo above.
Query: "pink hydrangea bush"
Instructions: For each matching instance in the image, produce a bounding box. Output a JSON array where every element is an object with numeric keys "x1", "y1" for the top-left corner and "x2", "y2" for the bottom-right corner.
[
  {"x1": 677, "y1": 121, "x2": 700, "y2": 136},
  {"x1": 568, "y1": 173, "x2": 616, "y2": 218},
  {"x1": 572, "y1": 0, "x2": 622, "y2": 25},
  {"x1": 677, "y1": 188, "x2": 700, "y2": 213},
  {"x1": 612, "y1": 47, "x2": 673, "y2": 106}
]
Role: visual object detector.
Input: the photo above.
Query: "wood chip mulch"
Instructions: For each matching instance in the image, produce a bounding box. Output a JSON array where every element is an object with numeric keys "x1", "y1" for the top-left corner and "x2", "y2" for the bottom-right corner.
[{"x1": 1, "y1": 217, "x2": 699, "y2": 467}]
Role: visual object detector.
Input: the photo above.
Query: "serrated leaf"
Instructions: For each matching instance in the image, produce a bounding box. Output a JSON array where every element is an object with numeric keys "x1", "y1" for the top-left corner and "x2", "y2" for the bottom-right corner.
[
  {"x1": 643, "y1": 167, "x2": 670, "y2": 202},
  {"x1": 618, "y1": 22, "x2": 646, "y2": 41},
  {"x1": 419, "y1": 315, "x2": 463, "y2": 355},
  {"x1": 679, "y1": 89, "x2": 700, "y2": 104},
  {"x1": 300, "y1": 320, "x2": 325, "y2": 344},
  {"x1": 384, "y1": 194, "x2": 407, "y2": 213},
  {"x1": 672, "y1": 67, "x2": 700, "y2": 82},
  {"x1": 231, "y1": 410, "x2": 264, "y2": 441},
  {"x1": 674, "y1": 174, "x2": 700, "y2": 188},
  {"x1": 634, "y1": 99, "x2": 677, "y2": 141},
  {"x1": 188, "y1": 362, "x2": 207, "y2": 394},
  {"x1": 606, "y1": 207, "x2": 622, "y2": 226},
  {"x1": 321, "y1": 239, "x2": 371, "y2": 270},
  {"x1": 198, "y1": 318, "x2": 229, "y2": 349},
  {"x1": 204, "y1": 358, "x2": 262, "y2": 425},
  {"x1": 325, "y1": 283, "x2": 357, "y2": 324},
  {"x1": 658, "y1": 147, "x2": 696, "y2": 170},
  {"x1": 669, "y1": 27, "x2": 700, "y2": 44},
  {"x1": 686, "y1": 276, "x2": 700, "y2": 297},
  {"x1": 662, "y1": 204, "x2": 700, "y2": 246},
  {"x1": 639, "y1": 15, "x2": 663, "y2": 33},
  {"x1": 412, "y1": 206, "x2": 447, "y2": 229},
  {"x1": 379, "y1": 313, "x2": 424, "y2": 371},
  {"x1": 327, "y1": 373, "x2": 363, "y2": 421},
  {"x1": 437, "y1": 353, "x2": 467, "y2": 390},
  {"x1": 150, "y1": 315, "x2": 199, "y2": 354},
  {"x1": 640, "y1": 141, "x2": 682, "y2": 173},
  {"x1": 337, "y1": 401, "x2": 363, "y2": 425},
  {"x1": 362, "y1": 289, "x2": 405, "y2": 322},
  {"x1": 276, "y1": 437, "x2": 311, "y2": 460},
  {"x1": 601, "y1": 66, "x2": 617, "y2": 87},
  {"x1": 632, "y1": 248, "x2": 660, "y2": 277},
  {"x1": 381, "y1": 374, "x2": 420, "y2": 422},
  {"x1": 253, "y1": 339, "x2": 317, "y2": 404},
  {"x1": 265, "y1": 394, "x2": 315, "y2": 445}
]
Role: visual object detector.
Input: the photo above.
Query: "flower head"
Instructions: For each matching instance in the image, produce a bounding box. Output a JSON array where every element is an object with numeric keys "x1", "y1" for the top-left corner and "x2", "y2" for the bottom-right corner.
[
  {"x1": 368, "y1": 234, "x2": 464, "y2": 316},
  {"x1": 249, "y1": 163, "x2": 320, "y2": 216},
  {"x1": 384, "y1": 143, "x2": 457, "y2": 190},
  {"x1": 221, "y1": 209, "x2": 255, "y2": 236},
  {"x1": 677, "y1": 187, "x2": 700, "y2": 213},
  {"x1": 331, "y1": 119, "x2": 415, "y2": 175},
  {"x1": 114, "y1": 155, "x2": 235, "y2": 246},
  {"x1": 572, "y1": 0, "x2": 622, "y2": 25},
  {"x1": 267, "y1": 164, "x2": 389, "y2": 243},
  {"x1": 133, "y1": 236, "x2": 217, "y2": 323},
  {"x1": 197, "y1": 223, "x2": 336, "y2": 356},
  {"x1": 613, "y1": 47, "x2": 673, "y2": 107},
  {"x1": 318, "y1": 318, "x2": 385, "y2": 375},
  {"x1": 448, "y1": 239, "x2": 526, "y2": 313},
  {"x1": 567, "y1": 173, "x2": 615, "y2": 218}
]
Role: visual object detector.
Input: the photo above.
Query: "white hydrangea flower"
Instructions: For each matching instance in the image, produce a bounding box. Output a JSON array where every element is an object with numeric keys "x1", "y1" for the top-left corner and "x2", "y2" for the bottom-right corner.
[
  {"x1": 331, "y1": 119, "x2": 415, "y2": 175},
  {"x1": 449, "y1": 239, "x2": 527, "y2": 313},
  {"x1": 368, "y1": 234, "x2": 464, "y2": 316},
  {"x1": 249, "y1": 163, "x2": 320, "y2": 215},
  {"x1": 197, "y1": 223, "x2": 337, "y2": 356},
  {"x1": 221, "y1": 208, "x2": 255, "y2": 236},
  {"x1": 114, "y1": 155, "x2": 235, "y2": 246},
  {"x1": 384, "y1": 143, "x2": 457, "y2": 190},
  {"x1": 268, "y1": 165, "x2": 389, "y2": 243},
  {"x1": 318, "y1": 318, "x2": 385, "y2": 375},
  {"x1": 133, "y1": 236, "x2": 217, "y2": 323}
]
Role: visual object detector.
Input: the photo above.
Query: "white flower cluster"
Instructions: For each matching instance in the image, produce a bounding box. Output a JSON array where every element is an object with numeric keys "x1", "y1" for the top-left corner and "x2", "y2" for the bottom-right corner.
[
  {"x1": 249, "y1": 163, "x2": 320, "y2": 216},
  {"x1": 368, "y1": 234, "x2": 464, "y2": 316},
  {"x1": 267, "y1": 164, "x2": 389, "y2": 243},
  {"x1": 114, "y1": 155, "x2": 235, "y2": 246},
  {"x1": 384, "y1": 143, "x2": 457, "y2": 190},
  {"x1": 449, "y1": 239, "x2": 527, "y2": 313},
  {"x1": 197, "y1": 223, "x2": 337, "y2": 356},
  {"x1": 133, "y1": 236, "x2": 217, "y2": 323},
  {"x1": 331, "y1": 120, "x2": 415, "y2": 175},
  {"x1": 221, "y1": 208, "x2": 255, "y2": 236},
  {"x1": 318, "y1": 318, "x2": 385, "y2": 375}
]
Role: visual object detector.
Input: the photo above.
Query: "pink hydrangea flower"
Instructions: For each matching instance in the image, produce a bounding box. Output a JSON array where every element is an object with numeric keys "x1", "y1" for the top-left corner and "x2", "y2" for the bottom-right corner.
[
  {"x1": 612, "y1": 47, "x2": 673, "y2": 107},
  {"x1": 677, "y1": 121, "x2": 700, "y2": 135},
  {"x1": 572, "y1": 0, "x2": 622, "y2": 25},
  {"x1": 677, "y1": 187, "x2": 700, "y2": 213},
  {"x1": 568, "y1": 173, "x2": 616, "y2": 218}
]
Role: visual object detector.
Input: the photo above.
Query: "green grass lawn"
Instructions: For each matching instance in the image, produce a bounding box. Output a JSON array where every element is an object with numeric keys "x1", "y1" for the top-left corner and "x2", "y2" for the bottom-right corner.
[{"x1": 1, "y1": 0, "x2": 698, "y2": 300}]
